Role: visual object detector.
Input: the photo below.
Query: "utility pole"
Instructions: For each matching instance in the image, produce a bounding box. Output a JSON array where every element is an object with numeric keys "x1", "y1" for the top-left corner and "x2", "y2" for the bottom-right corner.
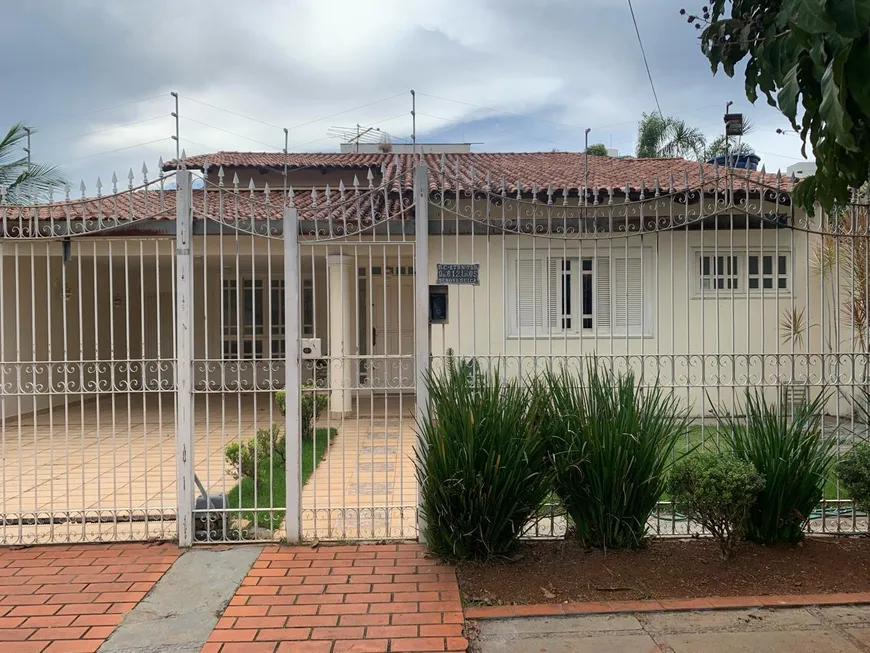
[{"x1": 171, "y1": 92, "x2": 180, "y2": 168}]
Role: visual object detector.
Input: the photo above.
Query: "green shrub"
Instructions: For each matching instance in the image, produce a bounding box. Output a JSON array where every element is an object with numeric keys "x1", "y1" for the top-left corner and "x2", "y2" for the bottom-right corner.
[
  {"x1": 415, "y1": 360, "x2": 551, "y2": 561},
  {"x1": 275, "y1": 386, "x2": 328, "y2": 440},
  {"x1": 668, "y1": 453, "x2": 765, "y2": 560},
  {"x1": 541, "y1": 362, "x2": 690, "y2": 549},
  {"x1": 837, "y1": 443, "x2": 870, "y2": 513},
  {"x1": 225, "y1": 423, "x2": 283, "y2": 481},
  {"x1": 716, "y1": 390, "x2": 836, "y2": 544}
]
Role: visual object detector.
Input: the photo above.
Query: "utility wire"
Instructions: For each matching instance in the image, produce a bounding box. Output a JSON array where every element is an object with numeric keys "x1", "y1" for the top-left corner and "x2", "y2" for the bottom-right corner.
[
  {"x1": 55, "y1": 137, "x2": 172, "y2": 166},
  {"x1": 418, "y1": 92, "x2": 721, "y2": 134},
  {"x1": 181, "y1": 116, "x2": 283, "y2": 151},
  {"x1": 43, "y1": 115, "x2": 167, "y2": 147},
  {"x1": 627, "y1": 0, "x2": 663, "y2": 117},
  {"x1": 39, "y1": 94, "x2": 166, "y2": 128},
  {"x1": 181, "y1": 92, "x2": 407, "y2": 136}
]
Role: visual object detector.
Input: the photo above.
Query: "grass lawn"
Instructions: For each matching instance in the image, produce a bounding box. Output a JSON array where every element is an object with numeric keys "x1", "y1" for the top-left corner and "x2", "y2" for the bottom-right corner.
[
  {"x1": 225, "y1": 427, "x2": 336, "y2": 530},
  {"x1": 670, "y1": 424, "x2": 840, "y2": 500}
]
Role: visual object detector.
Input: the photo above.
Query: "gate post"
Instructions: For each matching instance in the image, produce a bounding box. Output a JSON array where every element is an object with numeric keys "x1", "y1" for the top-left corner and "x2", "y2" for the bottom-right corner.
[
  {"x1": 413, "y1": 162, "x2": 430, "y2": 542},
  {"x1": 175, "y1": 169, "x2": 195, "y2": 547},
  {"x1": 284, "y1": 205, "x2": 302, "y2": 542}
]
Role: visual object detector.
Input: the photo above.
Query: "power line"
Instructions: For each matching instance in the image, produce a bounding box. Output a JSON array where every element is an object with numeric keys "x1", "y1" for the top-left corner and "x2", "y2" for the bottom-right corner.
[
  {"x1": 417, "y1": 92, "x2": 722, "y2": 135},
  {"x1": 286, "y1": 93, "x2": 407, "y2": 131},
  {"x1": 184, "y1": 96, "x2": 284, "y2": 131},
  {"x1": 181, "y1": 116, "x2": 283, "y2": 151},
  {"x1": 181, "y1": 92, "x2": 407, "y2": 137},
  {"x1": 42, "y1": 115, "x2": 167, "y2": 147},
  {"x1": 627, "y1": 0, "x2": 663, "y2": 117},
  {"x1": 418, "y1": 111, "x2": 566, "y2": 148},
  {"x1": 55, "y1": 137, "x2": 172, "y2": 167},
  {"x1": 39, "y1": 94, "x2": 167, "y2": 128}
]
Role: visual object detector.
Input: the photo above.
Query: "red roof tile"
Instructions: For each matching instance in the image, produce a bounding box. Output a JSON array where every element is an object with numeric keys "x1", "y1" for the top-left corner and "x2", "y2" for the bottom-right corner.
[{"x1": 167, "y1": 151, "x2": 793, "y2": 194}]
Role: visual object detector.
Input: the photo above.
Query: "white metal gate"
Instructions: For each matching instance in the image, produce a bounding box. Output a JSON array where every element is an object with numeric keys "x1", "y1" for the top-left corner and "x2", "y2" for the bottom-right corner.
[
  {"x1": 0, "y1": 171, "x2": 179, "y2": 545},
  {"x1": 4, "y1": 152, "x2": 867, "y2": 547},
  {"x1": 183, "y1": 162, "x2": 423, "y2": 544}
]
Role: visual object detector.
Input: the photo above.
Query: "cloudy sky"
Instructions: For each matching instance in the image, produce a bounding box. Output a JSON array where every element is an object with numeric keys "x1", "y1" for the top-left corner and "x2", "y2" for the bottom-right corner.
[{"x1": 1, "y1": 0, "x2": 810, "y2": 191}]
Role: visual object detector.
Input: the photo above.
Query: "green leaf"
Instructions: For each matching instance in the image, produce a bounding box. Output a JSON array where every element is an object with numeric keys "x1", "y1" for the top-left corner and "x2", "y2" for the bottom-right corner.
[
  {"x1": 846, "y1": 38, "x2": 870, "y2": 116},
  {"x1": 819, "y1": 54, "x2": 857, "y2": 149},
  {"x1": 829, "y1": 0, "x2": 870, "y2": 38},
  {"x1": 777, "y1": 64, "x2": 802, "y2": 122},
  {"x1": 782, "y1": 0, "x2": 836, "y2": 33}
]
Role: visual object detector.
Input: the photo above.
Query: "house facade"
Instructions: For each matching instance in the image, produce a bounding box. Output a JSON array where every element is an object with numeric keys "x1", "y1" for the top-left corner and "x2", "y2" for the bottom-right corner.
[
  {"x1": 4, "y1": 146, "x2": 867, "y2": 546},
  {"x1": 2, "y1": 149, "x2": 858, "y2": 421}
]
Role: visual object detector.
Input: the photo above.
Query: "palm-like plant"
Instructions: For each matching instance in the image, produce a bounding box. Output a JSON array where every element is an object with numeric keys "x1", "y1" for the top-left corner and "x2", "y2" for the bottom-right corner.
[
  {"x1": 0, "y1": 122, "x2": 65, "y2": 203},
  {"x1": 635, "y1": 113, "x2": 707, "y2": 159}
]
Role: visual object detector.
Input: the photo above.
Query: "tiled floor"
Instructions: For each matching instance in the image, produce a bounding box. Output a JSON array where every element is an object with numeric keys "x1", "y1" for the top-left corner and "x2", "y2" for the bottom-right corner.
[
  {"x1": 203, "y1": 543, "x2": 467, "y2": 653},
  {"x1": 0, "y1": 542, "x2": 182, "y2": 652},
  {"x1": 2, "y1": 393, "x2": 419, "y2": 544},
  {"x1": 302, "y1": 396, "x2": 418, "y2": 540}
]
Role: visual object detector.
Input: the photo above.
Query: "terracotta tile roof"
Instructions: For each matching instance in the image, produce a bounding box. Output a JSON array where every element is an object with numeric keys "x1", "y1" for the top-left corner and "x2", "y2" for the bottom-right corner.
[
  {"x1": 0, "y1": 187, "x2": 398, "y2": 225},
  {"x1": 168, "y1": 151, "x2": 793, "y2": 194}
]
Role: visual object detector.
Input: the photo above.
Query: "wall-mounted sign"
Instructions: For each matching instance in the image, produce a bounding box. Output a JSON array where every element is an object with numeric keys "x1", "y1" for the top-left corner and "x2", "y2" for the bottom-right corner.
[{"x1": 436, "y1": 263, "x2": 479, "y2": 285}]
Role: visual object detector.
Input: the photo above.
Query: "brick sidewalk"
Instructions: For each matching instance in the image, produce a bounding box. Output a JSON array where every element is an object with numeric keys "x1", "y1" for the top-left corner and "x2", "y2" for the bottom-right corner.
[
  {"x1": 204, "y1": 543, "x2": 468, "y2": 653},
  {"x1": 0, "y1": 542, "x2": 181, "y2": 653}
]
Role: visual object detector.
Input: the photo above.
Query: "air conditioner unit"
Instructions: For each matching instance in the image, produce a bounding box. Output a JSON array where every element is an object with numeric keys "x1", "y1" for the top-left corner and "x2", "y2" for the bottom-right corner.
[{"x1": 301, "y1": 338, "x2": 322, "y2": 359}]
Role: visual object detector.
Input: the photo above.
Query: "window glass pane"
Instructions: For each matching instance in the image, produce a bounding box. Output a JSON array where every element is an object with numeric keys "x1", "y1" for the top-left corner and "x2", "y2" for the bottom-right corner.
[
  {"x1": 243, "y1": 281, "x2": 264, "y2": 335},
  {"x1": 562, "y1": 262, "x2": 571, "y2": 327},
  {"x1": 582, "y1": 259, "x2": 593, "y2": 272},
  {"x1": 748, "y1": 255, "x2": 758, "y2": 275},
  {"x1": 582, "y1": 274, "x2": 592, "y2": 317},
  {"x1": 749, "y1": 278, "x2": 759, "y2": 289},
  {"x1": 303, "y1": 286, "x2": 314, "y2": 336},
  {"x1": 582, "y1": 317, "x2": 593, "y2": 329},
  {"x1": 778, "y1": 256, "x2": 787, "y2": 275},
  {"x1": 716, "y1": 257, "x2": 724, "y2": 275},
  {"x1": 778, "y1": 277, "x2": 787, "y2": 289},
  {"x1": 702, "y1": 257, "x2": 710, "y2": 275},
  {"x1": 762, "y1": 256, "x2": 773, "y2": 275},
  {"x1": 763, "y1": 278, "x2": 773, "y2": 289},
  {"x1": 271, "y1": 283, "x2": 285, "y2": 330}
]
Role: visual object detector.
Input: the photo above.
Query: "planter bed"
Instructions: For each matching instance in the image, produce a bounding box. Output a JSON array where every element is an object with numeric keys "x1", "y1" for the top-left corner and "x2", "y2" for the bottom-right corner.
[{"x1": 457, "y1": 537, "x2": 870, "y2": 607}]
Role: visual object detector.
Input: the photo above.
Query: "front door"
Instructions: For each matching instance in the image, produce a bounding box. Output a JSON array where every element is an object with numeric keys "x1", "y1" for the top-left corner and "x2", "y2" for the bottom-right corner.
[{"x1": 370, "y1": 270, "x2": 414, "y2": 390}]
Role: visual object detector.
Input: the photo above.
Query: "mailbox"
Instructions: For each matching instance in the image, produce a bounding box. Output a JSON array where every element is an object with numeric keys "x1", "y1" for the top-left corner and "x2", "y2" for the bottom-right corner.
[
  {"x1": 301, "y1": 338, "x2": 321, "y2": 359},
  {"x1": 429, "y1": 285, "x2": 448, "y2": 324}
]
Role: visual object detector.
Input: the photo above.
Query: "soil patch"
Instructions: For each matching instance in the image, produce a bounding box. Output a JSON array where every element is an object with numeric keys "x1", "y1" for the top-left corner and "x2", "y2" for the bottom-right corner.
[{"x1": 456, "y1": 537, "x2": 870, "y2": 606}]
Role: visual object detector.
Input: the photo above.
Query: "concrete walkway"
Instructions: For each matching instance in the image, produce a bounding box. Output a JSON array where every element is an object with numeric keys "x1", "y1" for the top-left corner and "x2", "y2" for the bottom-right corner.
[{"x1": 474, "y1": 606, "x2": 870, "y2": 652}]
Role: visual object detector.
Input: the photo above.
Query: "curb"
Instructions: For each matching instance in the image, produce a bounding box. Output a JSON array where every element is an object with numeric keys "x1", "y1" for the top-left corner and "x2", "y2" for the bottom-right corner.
[{"x1": 464, "y1": 592, "x2": 870, "y2": 620}]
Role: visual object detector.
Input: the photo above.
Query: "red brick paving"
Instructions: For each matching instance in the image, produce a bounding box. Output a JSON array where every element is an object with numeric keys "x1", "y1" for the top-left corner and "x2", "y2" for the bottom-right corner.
[
  {"x1": 206, "y1": 543, "x2": 468, "y2": 653},
  {"x1": 0, "y1": 542, "x2": 182, "y2": 652}
]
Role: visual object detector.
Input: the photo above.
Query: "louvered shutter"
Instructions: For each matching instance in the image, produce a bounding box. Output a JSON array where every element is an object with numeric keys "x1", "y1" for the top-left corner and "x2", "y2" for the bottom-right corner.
[
  {"x1": 614, "y1": 257, "x2": 644, "y2": 332},
  {"x1": 596, "y1": 257, "x2": 611, "y2": 329},
  {"x1": 515, "y1": 257, "x2": 546, "y2": 333}
]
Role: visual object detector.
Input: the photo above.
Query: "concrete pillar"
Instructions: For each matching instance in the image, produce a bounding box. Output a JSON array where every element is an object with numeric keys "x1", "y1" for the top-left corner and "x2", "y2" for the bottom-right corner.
[{"x1": 327, "y1": 254, "x2": 354, "y2": 414}]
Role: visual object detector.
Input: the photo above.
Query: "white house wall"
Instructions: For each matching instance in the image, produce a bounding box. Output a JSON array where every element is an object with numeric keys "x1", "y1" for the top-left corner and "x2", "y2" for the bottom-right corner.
[{"x1": 425, "y1": 228, "x2": 862, "y2": 417}]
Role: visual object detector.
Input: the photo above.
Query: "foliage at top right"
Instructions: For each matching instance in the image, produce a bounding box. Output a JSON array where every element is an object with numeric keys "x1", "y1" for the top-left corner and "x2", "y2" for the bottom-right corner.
[{"x1": 685, "y1": 1, "x2": 870, "y2": 213}]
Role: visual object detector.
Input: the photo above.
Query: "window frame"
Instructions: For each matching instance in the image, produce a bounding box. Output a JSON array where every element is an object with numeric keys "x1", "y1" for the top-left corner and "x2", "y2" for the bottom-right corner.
[
  {"x1": 222, "y1": 276, "x2": 287, "y2": 360},
  {"x1": 693, "y1": 250, "x2": 791, "y2": 297},
  {"x1": 505, "y1": 249, "x2": 653, "y2": 338}
]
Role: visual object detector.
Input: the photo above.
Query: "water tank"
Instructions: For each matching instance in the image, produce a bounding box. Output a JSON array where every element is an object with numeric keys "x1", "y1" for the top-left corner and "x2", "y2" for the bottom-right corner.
[{"x1": 707, "y1": 153, "x2": 761, "y2": 170}]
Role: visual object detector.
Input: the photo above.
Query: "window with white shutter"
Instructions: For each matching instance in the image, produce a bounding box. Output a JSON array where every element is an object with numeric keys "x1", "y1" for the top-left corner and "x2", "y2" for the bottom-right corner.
[
  {"x1": 514, "y1": 257, "x2": 547, "y2": 334},
  {"x1": 614, "y1": 257, "x2": 645, "y2": 331},
  {"x1": 507, "y1": 250, "x2": 651, "y2": 337}
]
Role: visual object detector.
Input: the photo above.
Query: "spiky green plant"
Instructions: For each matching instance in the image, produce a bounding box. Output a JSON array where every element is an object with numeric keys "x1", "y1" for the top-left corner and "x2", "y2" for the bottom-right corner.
[
  {"x1": 541, "y1": 362, "x2": 690, "y2": 549},
  {"x1": 415, "y1": 360, "x2": 551, "y2": 561},
  {"x1": 715, "y1": 390, "x2": 836, "y2": 544}
]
